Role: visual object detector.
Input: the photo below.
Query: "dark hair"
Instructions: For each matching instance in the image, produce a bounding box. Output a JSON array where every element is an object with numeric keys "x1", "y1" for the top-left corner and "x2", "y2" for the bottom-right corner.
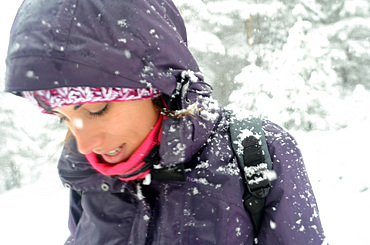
[
  {"x1": 34, "y1": 94, "x2": 54, "y2": 113},
  {"x1": 152, "y1": 97, "x2": 199, "y2": 118}
]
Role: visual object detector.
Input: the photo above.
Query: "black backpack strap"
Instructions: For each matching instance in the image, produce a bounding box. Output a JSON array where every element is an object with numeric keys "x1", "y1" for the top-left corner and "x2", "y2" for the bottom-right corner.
[{"x1": 229, "y1": 115, "x2": 273, "y2": 237}]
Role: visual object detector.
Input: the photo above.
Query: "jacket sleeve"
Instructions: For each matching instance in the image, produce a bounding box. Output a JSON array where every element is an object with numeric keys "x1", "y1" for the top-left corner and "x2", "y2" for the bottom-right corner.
[
  {"x1": 257, "y1": 121, "x2": 326, "y2": 245},
  {"x1": 57, "y1": 136, "x2": 86, "y2": 240},
  {"x1": 67, "y1": 189, "x2": 83, "y2": 234}
]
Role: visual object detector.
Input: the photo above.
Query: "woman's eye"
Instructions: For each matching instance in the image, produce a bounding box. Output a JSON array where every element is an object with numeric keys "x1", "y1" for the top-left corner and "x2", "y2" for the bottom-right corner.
[
  {"x1": 89, "y1": 104, "x2": 109, "y2": 117},
  {"x1": 59, "y1": 116, "x2": 67, "y2": 124}
]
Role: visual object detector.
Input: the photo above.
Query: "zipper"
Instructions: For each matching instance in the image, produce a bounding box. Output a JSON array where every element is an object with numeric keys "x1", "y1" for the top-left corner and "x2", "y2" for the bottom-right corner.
[
  {"x1": 138, "y1": 182, "x2": 158, "y2": 245},
  {"x1": 145, "y1": 204, "x2": 157, "y2": 245}
]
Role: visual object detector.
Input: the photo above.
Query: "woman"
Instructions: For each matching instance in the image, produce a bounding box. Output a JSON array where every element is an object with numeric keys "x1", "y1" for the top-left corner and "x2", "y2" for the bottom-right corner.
[{"x1": 5, "y1": 0, "x2": 326, "y2": 244}]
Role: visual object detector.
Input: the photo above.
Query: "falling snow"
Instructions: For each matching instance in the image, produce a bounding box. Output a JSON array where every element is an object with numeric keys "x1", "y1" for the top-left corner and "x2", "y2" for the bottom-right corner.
[
  {"x1": 117, "y1": 19, "x2": 127, "y2": 28},
  {"x1": 118, "y1": 38, "x2": 127, "y2": 43},
  {"x1": 0, "y1": 1, "x2": 369, "y2": 245},
  {"x1": 124, "y1": 49, "x2": 131, "y2": 59},
  {"x1": 73, "y1": 118, "x2": 83, "y2": 129},
  {"x1": 270, "y1": 220, "x2": 277, "y2": 230},
  {"x1": 25, "y1": 70, "x2": 39, "y2": 79}
]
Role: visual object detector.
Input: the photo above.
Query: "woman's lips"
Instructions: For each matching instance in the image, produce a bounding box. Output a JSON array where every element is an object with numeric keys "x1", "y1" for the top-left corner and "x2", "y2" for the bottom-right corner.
[
  {"x1": 100, "y1": 144, "x2": 127, "y2": 164},
  {"x1": 106, "y1": 145, "x2": 123, "y2": 156}
]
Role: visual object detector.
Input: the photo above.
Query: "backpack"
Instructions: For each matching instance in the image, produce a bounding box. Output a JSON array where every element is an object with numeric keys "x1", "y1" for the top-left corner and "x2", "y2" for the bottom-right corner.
[{"x1": 229, "y1": 115, "x2": 273, "y2": 239}]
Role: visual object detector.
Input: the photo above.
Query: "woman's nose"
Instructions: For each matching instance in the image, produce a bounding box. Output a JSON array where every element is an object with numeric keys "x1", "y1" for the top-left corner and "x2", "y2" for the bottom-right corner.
[{"x1": 71, "y1": 127, "x2": 103, "y2": 155}]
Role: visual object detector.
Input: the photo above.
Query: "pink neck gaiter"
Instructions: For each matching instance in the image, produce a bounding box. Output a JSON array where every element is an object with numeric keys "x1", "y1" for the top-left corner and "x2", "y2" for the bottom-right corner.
[{"x1": 85, "y1": 114, "x2": 163, "y2": 181}]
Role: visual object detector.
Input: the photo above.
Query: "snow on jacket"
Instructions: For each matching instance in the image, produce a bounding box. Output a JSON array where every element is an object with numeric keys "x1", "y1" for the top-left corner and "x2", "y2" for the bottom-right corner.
[{"x1": 5, "y1": 0, "x2": 326, "y2": 244}]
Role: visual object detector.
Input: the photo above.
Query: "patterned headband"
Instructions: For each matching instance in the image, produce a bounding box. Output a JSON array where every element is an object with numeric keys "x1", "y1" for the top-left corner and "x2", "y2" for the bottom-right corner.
[{"x1": 23, "y1": 86, "x2": 162, "y2": 113}]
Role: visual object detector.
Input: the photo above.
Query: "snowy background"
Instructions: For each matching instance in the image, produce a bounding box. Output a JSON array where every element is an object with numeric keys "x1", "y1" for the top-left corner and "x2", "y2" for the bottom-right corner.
[{"x1": 0, "y1": 0, "x2": 369, "y2": 244}]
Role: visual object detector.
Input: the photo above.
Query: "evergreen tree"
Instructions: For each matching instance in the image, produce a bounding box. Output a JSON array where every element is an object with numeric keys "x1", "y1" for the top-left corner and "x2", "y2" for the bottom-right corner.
[
  {"x1": 0, "y1": 91, "x2": 65, "y2": 193},
  {"x1": 175, "y1": 0, "x2": 370, "y2": 130},
  {"x1": 0, "y1": 92, "x2": 23, "y2": 192}
]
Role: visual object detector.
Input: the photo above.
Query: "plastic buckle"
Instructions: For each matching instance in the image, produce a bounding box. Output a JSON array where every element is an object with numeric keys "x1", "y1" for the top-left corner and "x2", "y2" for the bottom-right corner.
[{"x1": 247, "y1": 177, "x2": 271, "y2": 199}]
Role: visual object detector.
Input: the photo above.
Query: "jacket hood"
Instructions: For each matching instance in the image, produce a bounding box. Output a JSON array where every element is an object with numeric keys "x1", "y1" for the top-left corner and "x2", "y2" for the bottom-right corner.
[
  {"x1": 6, "y1": 0, "x2": 221, "y2": 168},
  {"x1": 5, "y1": 0, "x2": 202, "y2": 99}
]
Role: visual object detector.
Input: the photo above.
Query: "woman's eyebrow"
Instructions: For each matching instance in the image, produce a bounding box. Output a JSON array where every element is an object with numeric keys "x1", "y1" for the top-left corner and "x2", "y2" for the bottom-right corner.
[{"x1": 74, "y1": 104, "x2": 83, "y2": 110}]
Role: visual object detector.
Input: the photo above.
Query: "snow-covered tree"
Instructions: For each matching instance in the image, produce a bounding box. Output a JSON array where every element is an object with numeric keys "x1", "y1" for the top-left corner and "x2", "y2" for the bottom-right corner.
[
  {"x1": 0, "y1": 92, "x2": 65, "y2": 193},
  {"x1": 0, "y1": 92, "x2": 25, "y2": 192},
  {"x1": 175, "y1": 0, "x2": 370, "y2": 130}
]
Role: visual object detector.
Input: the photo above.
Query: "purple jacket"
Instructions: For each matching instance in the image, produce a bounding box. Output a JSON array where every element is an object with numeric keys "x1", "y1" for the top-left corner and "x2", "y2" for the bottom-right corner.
[{"x1": 5, "y1": 0, "x2": 325, "y2": 244}]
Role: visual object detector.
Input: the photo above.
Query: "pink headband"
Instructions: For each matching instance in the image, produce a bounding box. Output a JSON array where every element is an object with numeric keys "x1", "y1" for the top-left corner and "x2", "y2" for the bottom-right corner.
[{"x1": 23, "y1": 86, "x2": 162, "y2": 113}]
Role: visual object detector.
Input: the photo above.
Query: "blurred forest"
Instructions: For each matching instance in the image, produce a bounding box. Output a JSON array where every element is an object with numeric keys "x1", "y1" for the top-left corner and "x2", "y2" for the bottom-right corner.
[
  {"x1": 0, "y1": 0, "x2": 369, "y2": 193},
  {"x1": 175, "y1": 0, "x2": 369, "y2": 129}
]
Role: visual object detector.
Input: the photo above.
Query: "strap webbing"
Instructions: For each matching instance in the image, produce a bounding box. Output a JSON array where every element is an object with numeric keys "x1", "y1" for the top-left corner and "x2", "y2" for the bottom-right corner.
[{"x1": 229, "y1": 115, "x2": 273, "y2": 237}]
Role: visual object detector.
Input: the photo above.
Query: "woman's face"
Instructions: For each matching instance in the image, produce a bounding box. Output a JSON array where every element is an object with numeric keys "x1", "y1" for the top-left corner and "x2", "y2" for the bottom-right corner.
[{"x1": 53, "y1": 100, "x2": 159, "y2": 164}]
